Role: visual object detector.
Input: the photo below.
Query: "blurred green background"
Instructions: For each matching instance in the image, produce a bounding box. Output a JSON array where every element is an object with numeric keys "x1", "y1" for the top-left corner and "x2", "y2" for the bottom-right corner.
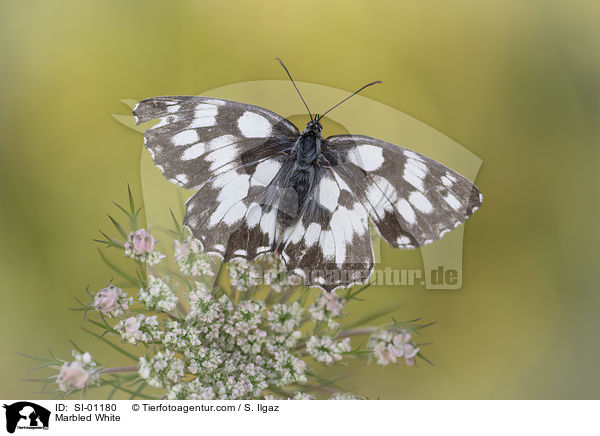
[{"x1": 1, "y1": 0, "x2": 598, "y2": 399}]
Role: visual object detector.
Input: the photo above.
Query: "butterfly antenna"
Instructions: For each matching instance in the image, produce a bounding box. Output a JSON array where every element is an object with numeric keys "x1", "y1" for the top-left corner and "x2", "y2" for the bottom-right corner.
[
  {"x1": 318, "y1": 80, "x2": 382, "y2": 120},
  {"x1": 275, "y1": 57, "x2": 313, "y2": 121}
]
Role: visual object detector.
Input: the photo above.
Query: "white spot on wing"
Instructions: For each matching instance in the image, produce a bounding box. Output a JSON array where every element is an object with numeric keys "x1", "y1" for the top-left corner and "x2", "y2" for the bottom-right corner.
[
  {"x1": 189, "y1": 115, "x2": 215, "y2": 128},
  {"x1": 403, "y1": 169, "x2": 424, "y2": 191},
  {"x1": 330, "y1": 210, "x2": 347, "y2": 264},
  {"x1": 206, "y1": 139, "x2": 238, "y2": 170},
  {"x1": 404, "y1": 150, "x2": 423, "y2": 161},
  {"x1": 349, "y1": 203, "x2": 368, "y2": 234},
  {"x1": 408, "y1": 191, "x2": 433, "y2": 213},
  {"x1": 217, "y1": 174, "x2": 250, "y2": 203},
  {"x1": 348, "y1": 144, "x2": 384, "y2": 171},
  {"x1": 304, "y1": 223, "x2": 321, "y2": 247},
  {"x1": 396, "y1": 235, "x2": 412, "y2": 246},
  {"x1": 365, "y1": 180, "x2": 394, "y2": 217},
  {"x1": 259, "y1": 209, "x2": 277, "y2": 243},
  {"x1": 172, "y1": 129, "x2": 198, "y2": 146},
  {"x1": 396, "y1": 198, "x2": 416, "y2": 225},
  {"x1": 174, "y1": 174, "x2": 188, "y2": 185},
  {"x1": 403, "y1": 158, "x2": 428, "y2": 191},
  {"x1": 211, "y1": 169, "x2": 239, "y2": 188},
  {"x1": 446, "y1": 173, "x2": 457, "y2": 183},
  {"x1": 443, "y1": 193, "x2": 462, "y2": 211},
  {"x1": 181, "y1": 143, "x2": 206, "y2": 161},
  {"x1": 245, "y1": 203, "x2": 262, "y2": 227},
  {"x1": 209, "y1": 174, "x2": 249, "y2": 227},
  {"x1": 251, "y1": 159, "x2": 281, "y2": 187},
  {"x1": 332, "y1": 171, "x2": 351, "y2": 191},
  {"x1": 222, "y1": 202, "x2": 247, "y2": 225},
  {"x1": 318, "y1": 175, "x2": 340, "y2": 212},
  {"x1": 319, "y1": 230, "x2": 335, "y2": 260},
  {"x1": 441, "y1": 176, "x2": 453, "y2": 187},
  {"x1": 237, "y1": 111, "x2": 272, "y2": 138},
  {"x1": 209, "y1": 135, "x2": 237, "y2": 150}
]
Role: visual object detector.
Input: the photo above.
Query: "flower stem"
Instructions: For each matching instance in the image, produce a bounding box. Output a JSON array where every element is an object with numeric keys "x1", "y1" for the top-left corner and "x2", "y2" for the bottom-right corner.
[
  {"x1": 100, "y1": 366, "x2": 138, "y2": 374},
  {"x1": 336, "y1": 327, "x2": 378, "y2": 338}
]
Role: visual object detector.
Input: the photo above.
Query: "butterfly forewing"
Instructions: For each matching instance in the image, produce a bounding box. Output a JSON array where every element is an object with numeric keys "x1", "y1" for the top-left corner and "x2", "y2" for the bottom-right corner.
[
  {"x1": 134, "y1": 96, "x2": 299, "y2": 258},
  {"x1": 133, "y1": 96, "x2": 299, "y2": 190},
  {"x1": 326, "y1": 134, "x2": 482, "y2": 248}
]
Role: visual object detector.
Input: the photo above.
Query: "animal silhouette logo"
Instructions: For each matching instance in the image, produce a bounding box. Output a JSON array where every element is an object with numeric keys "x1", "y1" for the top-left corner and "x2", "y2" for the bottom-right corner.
[{"x1": 3, "y1": 402, "x2": 50, "y2": 433}]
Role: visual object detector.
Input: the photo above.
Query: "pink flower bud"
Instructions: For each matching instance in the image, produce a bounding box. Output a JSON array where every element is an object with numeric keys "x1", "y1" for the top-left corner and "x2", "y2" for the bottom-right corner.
[
  {"x1": 57, "y1": 361, "x2": 90, "y2": 391},
  {"x1": 93, "y1": 285, "x2": 121, "y2": 314},
  {"x1": 131, "y1": 229, "x2": 155, "y2": 255}
]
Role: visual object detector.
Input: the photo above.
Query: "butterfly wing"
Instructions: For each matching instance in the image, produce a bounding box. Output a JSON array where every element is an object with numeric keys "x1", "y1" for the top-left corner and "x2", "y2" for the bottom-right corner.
[
  {"x1": 133, "y1": 96, "x2": 299, "y2": 258},
  {"x1": 279, "y1": 168, "x2": 374, "y2": 291},
  {"x1": 325, "y1": 134, "x2": 482, "y2": 249}
]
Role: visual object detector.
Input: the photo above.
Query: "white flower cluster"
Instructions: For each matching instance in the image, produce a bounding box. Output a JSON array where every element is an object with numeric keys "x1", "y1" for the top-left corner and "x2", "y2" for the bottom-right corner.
[
  {"x1": 124, "y1": 229, "x2": 165, "y2": 265},
  {"x1": 306, "y1": 336, "x2": 351, "y2": 365},
  {"x1": 138, "y1": 276, "x2": 178, "y2": 312},
  {"x1": 139, "y1": 350, "x2": 185, "y2": 388},
  {"x1": 308, "y1": 291, "x2": 346, "y2": 330},
  {"x1": 57, "y1": 351, "x2": 101, "y2": 392},
  {"x1": 93, "y1": 284, "x2": 132, "y2": 317},
  {"x1": 229, "y1": 254, "x2": 289, "y2": 293},
  {"x1": 368, "y1": 329, "x2": 420, "y2": 366},
  {"x1": 229, "y1": 259, "x2": 256, "y2": 292},
  {"x1": 266, "y1": 302, "x2": 305, "y2": 334},
  {"x1": 173, "y1": 234, "x2": 214, "y2": 277},
  {"x1": 114, "y1": 314, "x2": 160, "y2": 345},
  {"x1": 105, "y1": 282, "x2": 308, "y2": 399}
]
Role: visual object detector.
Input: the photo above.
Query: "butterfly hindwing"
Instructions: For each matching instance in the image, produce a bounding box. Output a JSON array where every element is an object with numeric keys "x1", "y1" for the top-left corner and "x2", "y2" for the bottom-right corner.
[
  {"x1": 279, "y1": 169, "x2": 374, "y2": 291},
  {"x1": 183, "y1": 156, "x2": 292, "y2": 259},
  {"x1": 326, "y1": 134, "x2": 482, "y2": 248}
]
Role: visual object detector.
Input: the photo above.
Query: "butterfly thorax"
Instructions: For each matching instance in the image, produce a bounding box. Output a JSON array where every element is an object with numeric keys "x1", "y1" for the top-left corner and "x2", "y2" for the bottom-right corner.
[{"x1": 292, "y1": 120, "x2": 323, "y2": 168}]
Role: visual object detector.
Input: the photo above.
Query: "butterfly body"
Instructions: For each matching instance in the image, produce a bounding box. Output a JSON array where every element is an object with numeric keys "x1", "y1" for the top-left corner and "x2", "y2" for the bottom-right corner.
[
  {"x1": 275, "y1": 119, "x2": 325, "y2": 230},
  {"x1": 134, "y1": 94, "x2": 482, "y2": 291}
]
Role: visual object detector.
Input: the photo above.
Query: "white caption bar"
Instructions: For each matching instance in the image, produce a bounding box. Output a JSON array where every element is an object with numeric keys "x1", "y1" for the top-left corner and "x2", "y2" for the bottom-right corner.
[{"x1": 1, "y1": 400, "x2": 595, "y2": 435}]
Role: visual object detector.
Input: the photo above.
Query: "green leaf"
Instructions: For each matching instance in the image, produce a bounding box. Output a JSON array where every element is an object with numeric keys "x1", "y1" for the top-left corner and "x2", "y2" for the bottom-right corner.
[
  {"x1": 95, "y1": 230, "x2": 124, "y2": 249},
  {"x1": 87, "y1": 318, "x2": 115, "y2": 333},
  {"x1": 17, "y1": 352, "x2": 53, "y2": 363},
  {"x1": 111, "y1": 201, "x2": 131, "y2": 220},
  {"x1": 101, "y1": 379, "x2": 154, "y2": 400},
  {"x1": 417, "y1": 351, "x2": 434, "y2": 366},
  {"x1": 341, "y1": 302, "x2": 405, "y2": 330},
  {"x1": 345, "y1": 281, "x2": 373, "y2": 302},
  {"x1": 69, "y1": 339, "x2": 84, "y2": 354},
  {"x1": 169, "y1": 209, "x2": 184, "y2": 240},
  {"x1": 129, "y1": 381, "x2": 147, "y2": 400},
  {"x1": 127, "y1": 184, "x2": 136, "y2": 216},
  {"x1": 81, "y1": 327, "x2": 139, "y2": 362},
  {"x1": 107, "y1": 214, "x2": 128, "y2": 239}
]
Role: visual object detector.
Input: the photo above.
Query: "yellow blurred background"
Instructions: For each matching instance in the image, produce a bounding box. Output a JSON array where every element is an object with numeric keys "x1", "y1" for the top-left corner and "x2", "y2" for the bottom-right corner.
[{"x1": 1, "y1": 0, "x2": 599, "y2": 399}]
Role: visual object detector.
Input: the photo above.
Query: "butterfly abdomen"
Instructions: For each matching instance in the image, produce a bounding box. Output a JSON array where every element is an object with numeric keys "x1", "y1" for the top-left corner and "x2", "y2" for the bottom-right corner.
[{"x1": 275, "y1": 131, "x2": 322, "y2": 229}]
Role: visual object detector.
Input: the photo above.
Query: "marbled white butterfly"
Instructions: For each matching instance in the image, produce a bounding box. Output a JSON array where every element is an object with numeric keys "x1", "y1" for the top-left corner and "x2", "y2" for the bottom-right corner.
[{"x1": 133, "y1": 59, "x2": 482, "y2": 291}]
